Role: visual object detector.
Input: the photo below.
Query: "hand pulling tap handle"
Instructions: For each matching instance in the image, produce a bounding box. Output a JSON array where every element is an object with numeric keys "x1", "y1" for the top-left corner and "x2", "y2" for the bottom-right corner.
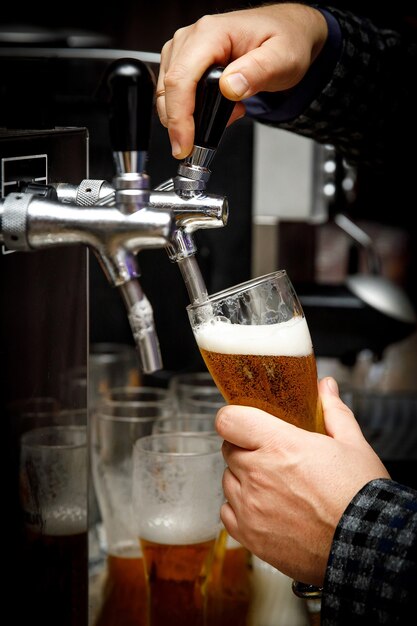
[
  {"x1": 106, "y1": 57, "x2": 156, "y2": 176},
  {"x1": 166, "y1": 66, "x2": 233, "y2": 304},
  {"x1": 177, "y1": 65, "x2": 235, "y2": 185}
]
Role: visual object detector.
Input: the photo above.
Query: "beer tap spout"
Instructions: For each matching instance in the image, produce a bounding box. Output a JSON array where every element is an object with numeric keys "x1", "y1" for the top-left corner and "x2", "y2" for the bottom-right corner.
[
  {"x1": 119, "y1": 279, "x2": 162, "y2": 374},
  {"x1": 156, "y1": 65, "x2": 234, "y2": 304},
  {"x1": 104, "y1": 57, "x2": 165, "y2": 372},
  {"x1": 177, "y1": 256, "x2": 209, "y2": 304},
  {"x1": 0, "y1": 189, "x2": 174, "y2": 373},
  {"x1": 54, "y1": 66, "x2": 233, "y2": 308}
]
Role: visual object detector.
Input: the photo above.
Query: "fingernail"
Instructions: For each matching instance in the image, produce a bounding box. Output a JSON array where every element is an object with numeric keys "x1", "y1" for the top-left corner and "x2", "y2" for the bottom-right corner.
[
  {"x1": 171, "y1": 141, "x2": 182, "y2": 158},
  {"x1": 326, "y1": 377, "x2": 339, "y2": 395},
  {"x1": 225, "y1": 72, "x2": 250, "y2": 98}
]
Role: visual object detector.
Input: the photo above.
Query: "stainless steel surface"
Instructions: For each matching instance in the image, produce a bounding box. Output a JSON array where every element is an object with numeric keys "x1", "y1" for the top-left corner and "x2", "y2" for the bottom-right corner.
[
  {"x1": 119, "y1": 279, "x2": 163, "y2": 372},
  {"x1": 55, "y1": 181, "x2": 229, "y2": 262},
  {"x1": 0, "y1": 46, "x2": 161, "y2": 65},
  {"x1": 336, "y1": 213, "x2": 416, "y2": 325},
  {"x1": 113, "y1": 150, "x2": 148, "y2": 176},
  {"x1": 0, "y1": 190, "x2": 174, "y2": 373},
  {"x1": 346, "y1": 274, "x2": 416, "y2": 325},
  {"x1": 177, "y1": 256, "x2": 209, "y2": 304},
  {"x1": 335, "y1": 213, "x2": 382, "y2": 274},
  {"x1": 183, "y1": 145, "x2": 216, "y2": 171},
  {"x1": 0, "y1": 192, "x2": 173, "y2": 282}
]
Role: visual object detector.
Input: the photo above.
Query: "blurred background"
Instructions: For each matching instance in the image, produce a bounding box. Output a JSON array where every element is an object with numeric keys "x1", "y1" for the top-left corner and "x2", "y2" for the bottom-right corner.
[{"x1": 1, "y1": 1, "x2": 416, "y2": 624}]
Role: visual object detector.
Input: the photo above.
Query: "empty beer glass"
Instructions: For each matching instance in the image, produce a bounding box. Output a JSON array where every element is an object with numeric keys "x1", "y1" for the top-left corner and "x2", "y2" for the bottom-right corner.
[
  {"x1": 152, "y1": 412, "x2": 218, "y2": 436},
  {"x1": 187, "y1": 270, "x2": 325, "y2": 601},
  {"x1": 132, "y1": 433, "x2": 225, "y2": 626},
  {"x1": 168, "y1": 370, "x2": 218, "y2": 411},
  {"x1": 19, "y1": 425, "x2": 88, "y2": 626},
  {"x1": 181, "y1": 386, "x2": 226, "y2": 414},
  {"x1": 91, "y1": 395, "x2": 172, "y2": 626},
  {"x1": 106, "y1": 386, "x2": 170, "y2": 404},
  {"x1": 89, "y1": 343, "x2": 141, "y2": 409}
]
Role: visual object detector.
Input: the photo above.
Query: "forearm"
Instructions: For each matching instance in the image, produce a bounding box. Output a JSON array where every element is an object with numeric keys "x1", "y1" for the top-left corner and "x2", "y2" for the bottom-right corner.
[
  {"x1": 322, "y1": 478, "x2": 417, "y2": 625},
  {"x1": 248, "y1": 5, "x2": 417, "y2": 167}
]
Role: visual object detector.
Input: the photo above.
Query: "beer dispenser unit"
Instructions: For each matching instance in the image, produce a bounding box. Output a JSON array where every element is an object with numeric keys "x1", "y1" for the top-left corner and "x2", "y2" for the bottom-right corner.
[{"x1": 0, "y1": 60, "x2": 233, "y2": 374}]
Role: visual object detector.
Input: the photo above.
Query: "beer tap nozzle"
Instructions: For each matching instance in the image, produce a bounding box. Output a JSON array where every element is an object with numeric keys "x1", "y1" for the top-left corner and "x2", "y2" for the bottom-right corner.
[
  {"x1": 153, "y1": 66, "x2": 234, "y2": 303},
  {"x1": 0, "y1": 191, "x2": 174, "y2": 373},
  {"x1": 0, "y1": 58, "x2": 175, "y2": 375},
  {"x1": 103, "y1": 57, "x2": 166, "y2": 373}
]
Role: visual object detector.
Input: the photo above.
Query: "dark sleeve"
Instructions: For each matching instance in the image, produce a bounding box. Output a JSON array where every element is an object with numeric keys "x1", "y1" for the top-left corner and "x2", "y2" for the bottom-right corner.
[
  {"x1": 246, "y1": 5, "x2": 417, "y2": 167},
  {"x1": 244, "y1": 9, "x2": 342, "y2": 123},
  {"x1": 321, "y1": 478, "x2": 417, "y2": 625}
]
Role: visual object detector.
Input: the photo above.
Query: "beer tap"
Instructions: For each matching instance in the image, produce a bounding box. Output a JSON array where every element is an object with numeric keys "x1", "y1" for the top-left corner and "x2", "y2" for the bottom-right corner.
[
  {"x1": 153, "y1": 65, "x2": 235, "y2": 303},
  {"x1": 56, "y1": 65, "x2": 234, "y2": 305},
  {"x1": 0, "y1": 58, "x2": 175, "y2": 374},
  {"x1": 156, "y1": 65, "x2": 235, "y2": 195}
]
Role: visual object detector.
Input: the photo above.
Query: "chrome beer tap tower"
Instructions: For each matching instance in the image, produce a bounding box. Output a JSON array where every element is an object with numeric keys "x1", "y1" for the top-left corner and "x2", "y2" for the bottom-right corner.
[{"x1": 0, "y1": 60, "x2": 233, "y2": 374}]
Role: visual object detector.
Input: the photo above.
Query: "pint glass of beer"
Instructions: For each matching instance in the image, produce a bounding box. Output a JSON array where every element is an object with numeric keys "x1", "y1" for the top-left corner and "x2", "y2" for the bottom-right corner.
[
  {"x1": 132, "y1": 433, "x2": 225, "y2": 626},
  {"x1": 186, "y1": 270, "x2": 324, "y2": 433},
  {"x1": 187, "y1": 270, "x2": 325, "y2": 602},
  {"x1": 91, "y1": 395, "x2": 171, "y2": 626},
  {"x1": 19, "y1": 425, "x2": 88, "y2": 626},
  {"x1": 150, "y1": 413, "x2": 252, "y2": 625}
]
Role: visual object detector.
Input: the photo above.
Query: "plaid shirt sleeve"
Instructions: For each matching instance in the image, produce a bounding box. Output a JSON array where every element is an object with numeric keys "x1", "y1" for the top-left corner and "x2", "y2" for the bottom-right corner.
[
  {"x1": 248, "y1": 5, "x2": 417, "y2": 168},
  {"x1": 321, "y1": 478, "x2": 417, "y2": 625}
]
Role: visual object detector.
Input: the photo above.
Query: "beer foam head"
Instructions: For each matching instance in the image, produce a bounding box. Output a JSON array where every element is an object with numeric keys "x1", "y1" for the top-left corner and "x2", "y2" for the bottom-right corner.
[
  {"x1": 194, "y1": 316, "x2": 313, "y2": 357},
  {"x1": 138, "y1": 509, "x2": 221, "y2": 545},
  {"x1": 41, "y1": 505, "x2": 87, "y2": 536}
]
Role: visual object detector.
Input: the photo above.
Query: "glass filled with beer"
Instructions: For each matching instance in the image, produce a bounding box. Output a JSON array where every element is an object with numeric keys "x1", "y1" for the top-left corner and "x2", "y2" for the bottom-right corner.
[
  {"x1": 187, "y1": 269, "x2": 324, "y2": 433},
  {"x1": 19, "y1": 425, "x2": 88, "y2": 626},
  {"x1": 151, "y1": 411, "x2": 253, "y2": 625},
  {"x1": 91, "y1": 393, "x2": 172, "y2": 626},
  {"x1": 187, "y1": 269, "x2": 325, "y2": 601},
  {"x1": 132, "y1": 433, "x2": 225, "y2": 626}
]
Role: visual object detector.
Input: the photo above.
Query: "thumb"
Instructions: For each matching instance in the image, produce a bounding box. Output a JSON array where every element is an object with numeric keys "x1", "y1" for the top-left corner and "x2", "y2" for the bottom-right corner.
[
  {"x1": 219, "y1": 43, "x2": 307, "y2": 101},
  {"x1": 320, "y1": 377, "x2": 365, "y2": 444}
]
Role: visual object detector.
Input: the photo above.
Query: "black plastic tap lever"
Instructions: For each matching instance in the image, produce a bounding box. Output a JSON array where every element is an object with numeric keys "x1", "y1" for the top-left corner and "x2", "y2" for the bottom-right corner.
[
  {"x1": 106, "y1": 57, "x2": 156, "y2": 158},
  {"x1": 193, "y1": 65, "x2": 235, "y2": 151}
]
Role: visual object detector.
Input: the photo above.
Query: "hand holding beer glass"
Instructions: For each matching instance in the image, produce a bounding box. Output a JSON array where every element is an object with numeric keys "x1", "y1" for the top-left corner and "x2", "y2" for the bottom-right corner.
[
  {"x1": 132, "y1": 433, "x2": 225, "y2": 626},
  {"x1": 187, "y1": 270, "x2": 325, "y2": 601}
]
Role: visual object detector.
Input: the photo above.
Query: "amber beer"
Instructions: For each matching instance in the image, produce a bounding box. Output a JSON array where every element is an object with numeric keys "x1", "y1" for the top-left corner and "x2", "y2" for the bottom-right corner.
[
  {"x1": 194, "y1": 316, "x2": 325, "y2": 434},
  {"x1": 207, "y1": 531, "x2": 253, "y2": 626},
  {"x1": 19, "y1": 425, "x2": 88, "y2": 626},
  {"x1": 133, "y1": 433, "x2": 224, "y2": 626},
  {"x1": 94, "y1": 546, "x2": 147, "y2": 626},
  {"x1": 140, "y1": 534, "x2": 217, "y2": 626}
]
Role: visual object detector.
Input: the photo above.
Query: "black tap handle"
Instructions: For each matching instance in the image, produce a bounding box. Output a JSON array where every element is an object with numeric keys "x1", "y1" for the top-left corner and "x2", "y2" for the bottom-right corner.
[
  {"x1": 106, "y1": 58, "x2": 156, "y2": 152},
  {"x1": 194, "y1": 66, "x2": 235, "y2": 150}
]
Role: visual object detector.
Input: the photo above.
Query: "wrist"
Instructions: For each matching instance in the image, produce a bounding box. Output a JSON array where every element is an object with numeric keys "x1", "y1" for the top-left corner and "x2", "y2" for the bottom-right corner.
[
  {"x1": 273, "y1": 3, "x2": 329, "y2": 62},
  {"x1": 308, "y1": 6, "x2": 329, "y2": 62}
]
